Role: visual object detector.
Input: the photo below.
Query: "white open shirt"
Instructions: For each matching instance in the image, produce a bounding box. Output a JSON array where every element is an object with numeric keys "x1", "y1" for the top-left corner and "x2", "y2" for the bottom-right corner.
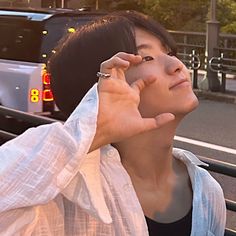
[{"x1": 0, "y1": 84, "x2": 226, "y2": 235}]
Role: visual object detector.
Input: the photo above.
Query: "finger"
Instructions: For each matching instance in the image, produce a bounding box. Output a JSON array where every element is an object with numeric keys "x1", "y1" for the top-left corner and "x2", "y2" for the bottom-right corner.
[
  {"x1": 100, "y1": 57, "x2": 130, "y2": 75},
  {"x1": 100, "y1": 53, "x2": 142, "y2": 74},
  {"x1": 113, "y1": 52, "x2": 142, "y2": 65},
  {"x1": 141, "y1": 113, "x2": 175, "y2": 132},
  {"x1": 131, "y1": 76, "x2": 157, "y2": 94}
]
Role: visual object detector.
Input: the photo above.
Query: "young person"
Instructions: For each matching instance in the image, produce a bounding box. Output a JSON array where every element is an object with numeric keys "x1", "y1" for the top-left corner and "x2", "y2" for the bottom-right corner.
[{"x1": 0, "y1": 11, "x2": 226, "y2": 235}]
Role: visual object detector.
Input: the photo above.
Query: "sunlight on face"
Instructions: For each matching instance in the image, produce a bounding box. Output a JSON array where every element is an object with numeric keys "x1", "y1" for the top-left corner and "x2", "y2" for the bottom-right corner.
[{"x1": 125, "y1": 28, "x2": 199, "y2": 118}]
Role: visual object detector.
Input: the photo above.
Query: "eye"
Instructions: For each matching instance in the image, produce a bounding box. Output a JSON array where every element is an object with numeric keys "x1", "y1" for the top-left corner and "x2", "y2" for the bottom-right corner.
[{"x1": 142, "y1": 56, "x2": 154, "y2": 62}]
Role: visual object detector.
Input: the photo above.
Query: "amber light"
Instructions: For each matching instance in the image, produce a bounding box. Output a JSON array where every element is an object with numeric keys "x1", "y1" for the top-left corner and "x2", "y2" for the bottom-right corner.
[
  {"x1": 43, "y1": 89, "x2": 54, "y2": 101},
  {"x1": 30, "y1": 89, "x2": 40, "y2": 103},
  {"x1": 68, "y1": 27, "x2": 75, "y2": 33}
]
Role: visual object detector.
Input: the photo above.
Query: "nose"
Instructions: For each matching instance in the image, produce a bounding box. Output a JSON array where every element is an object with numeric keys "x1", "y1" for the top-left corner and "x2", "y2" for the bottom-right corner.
[{"x1": 165, "y1": 56, "x2": 184, "y2": 75}]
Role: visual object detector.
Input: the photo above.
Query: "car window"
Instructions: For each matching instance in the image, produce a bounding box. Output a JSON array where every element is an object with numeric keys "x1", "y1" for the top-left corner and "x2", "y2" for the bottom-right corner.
[
  {"x1": 40, "y1": 16, "x2": 100, "y2": 64},
  {"x1": 0, "y1": 12, "x2": 102, "y2": 64},
  {"x1": 0, "y1": 18, "x2": 42, "y2": 62}
]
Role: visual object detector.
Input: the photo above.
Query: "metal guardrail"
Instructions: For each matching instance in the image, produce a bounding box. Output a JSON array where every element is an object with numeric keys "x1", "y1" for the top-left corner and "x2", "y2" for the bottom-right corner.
[
  {"x1": 199, "y1": 156, "x2": 236, "y2": 236},
  {"x1": 0, "y1": 129, "x2": 17, "y2": 141},
  {"x1": 177, "y1": 49, "x2": 236, "y2": 93},
  {"x1": 170, "y1": 30, "x2": 236, "y2": 57},
  {"x1": 170, "y1": 30, "x2": 236, "y2": 93},
  {"x1": 199, "y1": 156, "x2": 236, "y2": 211},
  {"x1": 225, "y1": 229, "x2": 236, "y2": 236},
  {"x1": 0, "y1": 105, "x2": 59, "y2": 144},
  {"x1": 178, "y1": 50, "x2": 201, "y2": 70},
  {"x1": 209, "y1": 52, "x2": 236, "y2": 92},
  {"x1": 177, "y1": 49, "x2": 201, "y2": 89},
  {"x1": 0, "y1": 106, "x2": 58, "y2": 126},
  {"x1": 200, "y1": 156, "x2": 236, "y2": 178}
]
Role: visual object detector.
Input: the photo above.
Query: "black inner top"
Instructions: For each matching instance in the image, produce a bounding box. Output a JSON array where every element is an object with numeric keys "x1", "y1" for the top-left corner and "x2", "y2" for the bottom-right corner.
[{"x1": 145, "y1": 207, "x2": 192, "y2": 236}]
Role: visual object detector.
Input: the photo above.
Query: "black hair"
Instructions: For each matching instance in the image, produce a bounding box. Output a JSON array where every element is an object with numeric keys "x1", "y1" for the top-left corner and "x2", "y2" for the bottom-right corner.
[
  {"x1": 48, "y1": 11, "x2": 177, "y2": 118},
  {"x1": 48, "y1": 15, "x2": 136, "y2": 117},
  {"x1": 114, "y1": 10, "x2": 177, "y2": 55}
]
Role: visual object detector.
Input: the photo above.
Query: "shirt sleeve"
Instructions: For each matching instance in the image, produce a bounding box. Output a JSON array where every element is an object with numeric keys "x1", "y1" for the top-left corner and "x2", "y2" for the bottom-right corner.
[
  {"x1": 211, "y1": 181, "x2": 227, "y2": 236},
  {"x1": 201, "y1": 168, "x2": 227, "y2": 236},
  {"x1": 0, "y1": 84, "x2": 99, "y2": 213}
]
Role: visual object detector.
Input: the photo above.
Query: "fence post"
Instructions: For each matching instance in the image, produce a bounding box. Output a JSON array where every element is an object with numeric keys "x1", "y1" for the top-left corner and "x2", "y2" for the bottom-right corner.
[
  {"x1": 191, "y1": 50, "x2": 199, "y2": 89},
  {"x1": 205, "y1": 0, "x2": 221, "y2": 91},
  {"x1": 220, "y1": 53, "x2": 226, "y2": 93}
]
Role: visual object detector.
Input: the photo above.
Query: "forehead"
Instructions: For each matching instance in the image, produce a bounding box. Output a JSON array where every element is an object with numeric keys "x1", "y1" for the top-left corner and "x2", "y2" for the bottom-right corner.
[{"x1": 135, "y1": 27, "x2": 167, "y2": 51}]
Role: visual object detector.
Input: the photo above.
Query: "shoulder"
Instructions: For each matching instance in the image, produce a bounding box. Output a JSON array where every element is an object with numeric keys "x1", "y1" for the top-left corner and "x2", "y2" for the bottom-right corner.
[
  {"x1": 173, "y1": 149, "x2": 226, "y2": 232},
  {"x1": 173, "y1": 148, "x2": 224, "y2": 199},
  {"x1": 173, "y1": 148, "x2": 207, "y2": 167}
]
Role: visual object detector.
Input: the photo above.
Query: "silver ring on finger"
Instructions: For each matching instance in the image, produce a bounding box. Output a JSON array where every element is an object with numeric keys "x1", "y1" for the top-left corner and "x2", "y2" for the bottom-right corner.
[{"x1": 96, "y1": 72, "x2": 111, "y2": 79}]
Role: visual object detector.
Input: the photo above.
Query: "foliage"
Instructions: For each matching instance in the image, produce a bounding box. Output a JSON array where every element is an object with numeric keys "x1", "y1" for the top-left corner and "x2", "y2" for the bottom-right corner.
[
  {"x1": 217, "y1": 0, "x2": 236, "y2": 34},
  {"x1": 78, "y1": 0, "x2": 236, "y2": 33},
  {"x1": 141, "y1": 0, "x2": 209, "y2": 31}
]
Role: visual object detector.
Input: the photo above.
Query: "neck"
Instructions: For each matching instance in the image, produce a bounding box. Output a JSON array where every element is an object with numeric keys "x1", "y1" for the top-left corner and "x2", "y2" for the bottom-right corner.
[{"x1": 114, "y1": 119, "x2": 180, "y2": 187}]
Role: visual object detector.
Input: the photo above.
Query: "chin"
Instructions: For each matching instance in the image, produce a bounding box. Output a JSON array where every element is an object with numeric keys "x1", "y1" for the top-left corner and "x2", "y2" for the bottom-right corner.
[{"x1": 179, "y1": 94, "x2": 199, "y2": 115}]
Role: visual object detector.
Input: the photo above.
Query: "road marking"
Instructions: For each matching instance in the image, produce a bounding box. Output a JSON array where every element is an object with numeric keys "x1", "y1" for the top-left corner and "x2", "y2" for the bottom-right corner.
[{"x1": 174, "y1": 136, "x2": 236, "y2": 155}]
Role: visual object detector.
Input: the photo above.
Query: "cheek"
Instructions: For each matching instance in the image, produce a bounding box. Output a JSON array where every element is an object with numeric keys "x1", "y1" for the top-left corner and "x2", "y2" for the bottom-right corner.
[
  {"x1": 125, "y1": 64, "x2": 160, "y2": 84},
  {"x1": 138, "y1": 82, "x2": 168, "y2": 118}
]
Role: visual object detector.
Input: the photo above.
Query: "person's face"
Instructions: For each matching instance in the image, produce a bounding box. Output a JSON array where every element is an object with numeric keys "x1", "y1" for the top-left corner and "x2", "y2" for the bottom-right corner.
[{"x1": 125, "y1": 28, "x2": 199, "y2": 118}]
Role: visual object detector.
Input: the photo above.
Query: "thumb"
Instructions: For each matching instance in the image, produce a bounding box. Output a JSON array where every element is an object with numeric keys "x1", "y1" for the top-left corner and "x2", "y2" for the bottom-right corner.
[
  {"x1": 141, "y1": 113, "x2": 175, "y2": 132},
  {"x1": 131, "y1": 77, "x2": 156, "y2": 94}
]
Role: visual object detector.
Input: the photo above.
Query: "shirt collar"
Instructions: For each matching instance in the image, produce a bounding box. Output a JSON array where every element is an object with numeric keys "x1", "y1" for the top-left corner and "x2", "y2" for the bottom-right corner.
[
  {"x1": 101, "y1": 145, "x2": 208, "y2": 167},
  {"x1": 173, "y1": 148, "x2": 209, "y2": 167}
]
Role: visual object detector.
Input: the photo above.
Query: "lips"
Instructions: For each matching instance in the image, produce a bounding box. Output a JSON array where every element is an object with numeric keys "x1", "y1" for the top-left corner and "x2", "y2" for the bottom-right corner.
[{"x1": 169, "y1": 78, "x2": 190, "y2": 90}]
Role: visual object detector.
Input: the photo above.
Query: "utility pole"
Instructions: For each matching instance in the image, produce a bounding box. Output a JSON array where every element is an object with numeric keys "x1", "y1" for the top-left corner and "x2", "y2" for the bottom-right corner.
[
  {"x1": 56, "y1": 0, "x2": 66, "y2": 7},
  {"x1": 205, "y1": 0, "x2": 221, "y2": 91},
  {"x1": 41, "y1": 0, "x2": 66, "y2": 8}
]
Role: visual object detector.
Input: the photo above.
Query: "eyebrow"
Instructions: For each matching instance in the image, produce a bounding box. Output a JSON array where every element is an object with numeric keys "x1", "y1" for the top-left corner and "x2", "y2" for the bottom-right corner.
[{"x1": 136, "y1": 44, "x2": 153, "y2": 51}]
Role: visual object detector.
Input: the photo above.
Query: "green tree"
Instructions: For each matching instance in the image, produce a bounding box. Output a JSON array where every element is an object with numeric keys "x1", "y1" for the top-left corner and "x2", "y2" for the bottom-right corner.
[
  {"x1": 79, "y1": 0, "x2": 236, "y2": 33},
  {"x1": 141, "y1": 0, "x2": 209, "y2": 31},
  {"x1": 217, "y1": 0, "x2": 236, "y2": 33}
]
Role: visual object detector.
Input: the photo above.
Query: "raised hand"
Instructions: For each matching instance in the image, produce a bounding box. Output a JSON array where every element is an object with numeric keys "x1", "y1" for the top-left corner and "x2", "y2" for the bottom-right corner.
[{"x1": 90, "y1": 52, "x2": 175, "y2": 151}]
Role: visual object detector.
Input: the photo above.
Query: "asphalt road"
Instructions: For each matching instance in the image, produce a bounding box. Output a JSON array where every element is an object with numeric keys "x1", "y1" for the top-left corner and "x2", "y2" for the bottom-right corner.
[
  {"x1": 174, "y1": 98, "x2": 236, "y2": 231},
  {"x1": 175, "y1": 97, "x2": 236, "y2": 164}
]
